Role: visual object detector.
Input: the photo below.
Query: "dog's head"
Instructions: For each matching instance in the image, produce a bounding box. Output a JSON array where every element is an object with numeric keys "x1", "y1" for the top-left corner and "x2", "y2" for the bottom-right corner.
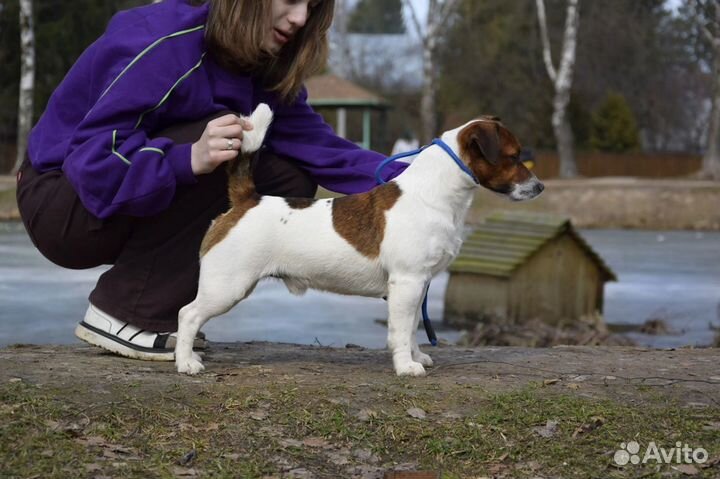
[{"x1": 452, "y1": 116, "x2": 544, "y2": 201}]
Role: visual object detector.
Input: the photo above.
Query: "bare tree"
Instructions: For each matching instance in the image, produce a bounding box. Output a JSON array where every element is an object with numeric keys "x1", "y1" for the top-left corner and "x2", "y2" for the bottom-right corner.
[
  {"x1": 13, "y1": 0, "x2": 34, "y2": 174},
  {"x1": 330, "y1": 0, "x2": 358, "y2": 80},
  {"x1": 403, "y1": 0, "x2": 459, "y2": 143},
  {"x1": 535, "y1": 0, "x2": 580, "y2": 178},
  {"x1": 694, "y1": 0, "x2": 720, "y2": 180}
]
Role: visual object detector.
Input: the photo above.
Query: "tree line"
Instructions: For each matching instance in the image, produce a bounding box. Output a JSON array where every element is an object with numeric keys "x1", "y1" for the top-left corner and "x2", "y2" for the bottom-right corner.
[{"x1": 2, "y1": 0, "x2": 720, "y2": 179}]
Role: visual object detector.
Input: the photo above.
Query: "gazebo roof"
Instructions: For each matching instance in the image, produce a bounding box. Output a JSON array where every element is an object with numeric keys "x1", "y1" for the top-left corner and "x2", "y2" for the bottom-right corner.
[{"x1": 305, "y1": 74, "x2": 388, "y2": 108}]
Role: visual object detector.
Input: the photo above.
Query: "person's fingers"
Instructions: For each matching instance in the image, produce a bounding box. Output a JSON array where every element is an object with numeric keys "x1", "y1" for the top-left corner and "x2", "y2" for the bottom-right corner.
[
  {"x1": 240, "y1": 118, "x2": 254, "y2": 130},
  {"x1": 210, "y1": 124, "x2": 246, "y2": 140},
  {"x1": 207, "y1": 113, "x2": 241, "y2": 128}
]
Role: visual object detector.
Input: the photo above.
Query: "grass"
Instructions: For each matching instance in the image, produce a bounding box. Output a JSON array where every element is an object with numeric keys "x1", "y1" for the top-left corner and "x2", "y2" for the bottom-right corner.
[{"x1": 1, "y1": 378, "x2": 718, "y2": 478}]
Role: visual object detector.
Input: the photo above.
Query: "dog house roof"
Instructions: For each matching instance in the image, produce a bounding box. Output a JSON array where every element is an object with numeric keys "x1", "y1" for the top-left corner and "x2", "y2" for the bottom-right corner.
[{"x1": 449, "y1": 211, "x2": 617, "y2": 280}]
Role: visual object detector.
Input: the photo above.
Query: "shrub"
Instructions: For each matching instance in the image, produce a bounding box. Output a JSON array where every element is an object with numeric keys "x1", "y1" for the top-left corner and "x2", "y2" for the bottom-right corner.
[{"x1": 590, "y1": 92, "x2": 640, "y2": 152}]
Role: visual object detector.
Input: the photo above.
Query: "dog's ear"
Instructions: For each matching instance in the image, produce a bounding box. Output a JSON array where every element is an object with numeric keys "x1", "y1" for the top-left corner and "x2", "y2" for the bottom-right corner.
[{"x1": 469, "y1": 122, "x2": 500, "y2": 165}]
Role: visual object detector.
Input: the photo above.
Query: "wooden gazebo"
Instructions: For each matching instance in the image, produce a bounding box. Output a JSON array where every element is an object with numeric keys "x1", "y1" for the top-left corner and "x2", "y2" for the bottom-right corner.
[{"x1": 305, "y1": 74, "x2": 389, "y2": 150}]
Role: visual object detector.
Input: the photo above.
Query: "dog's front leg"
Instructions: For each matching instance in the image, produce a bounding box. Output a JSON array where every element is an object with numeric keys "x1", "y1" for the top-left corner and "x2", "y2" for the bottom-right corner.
[
  {"x1": 387, "y1": 275, "x2": 428, "y2": 377},
  {"x1": 411, "y1": 305, "x2": 434, "y2": 368}
]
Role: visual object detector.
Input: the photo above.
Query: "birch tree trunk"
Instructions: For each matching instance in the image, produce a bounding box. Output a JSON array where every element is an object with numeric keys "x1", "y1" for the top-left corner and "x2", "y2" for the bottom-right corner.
[
  {"x1": 331, "y1": 0, "x2": 357, "y2": 80},
  {"x1": 13, "y1": 0, "x2": 35, "y2": 174},
  {"x1": 536, "y1": 0, "x2": 580, "y2": 178},
  {"x1": 404, "y1": 0, "x2": 459, "y2": 143},
  {"x1": 699, "y1": 2, "x2": 720, "y2": 180}
]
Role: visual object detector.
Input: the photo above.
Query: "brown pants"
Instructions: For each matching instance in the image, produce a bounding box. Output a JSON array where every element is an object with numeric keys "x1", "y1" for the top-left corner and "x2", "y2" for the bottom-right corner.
[{"x1": 16, "y1": 115, "x2": 317, "y2": 331}]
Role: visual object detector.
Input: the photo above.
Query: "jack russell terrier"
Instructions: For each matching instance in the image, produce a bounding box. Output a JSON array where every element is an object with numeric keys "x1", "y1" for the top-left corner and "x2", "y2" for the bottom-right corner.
[{"x1": 175, "y1": 104, "x2": 543, "y2": 377}]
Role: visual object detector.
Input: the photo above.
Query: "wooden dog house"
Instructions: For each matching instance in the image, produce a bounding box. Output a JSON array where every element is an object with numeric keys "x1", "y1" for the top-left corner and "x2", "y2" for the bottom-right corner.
[{"x1": 444, "y1": 212, "x2": 616, "y2": 327}]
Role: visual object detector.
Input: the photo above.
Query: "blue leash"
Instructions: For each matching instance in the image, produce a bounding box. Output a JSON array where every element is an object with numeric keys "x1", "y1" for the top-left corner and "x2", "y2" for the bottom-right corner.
[
  {"x1": 375, "y1": 139, "x2": 477, "y2": 347},
  {"x1": 375, "y1": 138, "x2": 479, "y2": 186}
]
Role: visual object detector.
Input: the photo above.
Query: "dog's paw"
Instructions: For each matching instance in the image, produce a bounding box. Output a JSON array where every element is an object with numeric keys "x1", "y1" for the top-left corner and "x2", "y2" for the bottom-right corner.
[
  {"x1": 176, "y1": 352, "x2": 205, "y2": 375},
  {"x1": 394, "y1": 361, "x2": 427, "y2": 377},
  {"x1": 412, "y1": 351, "x2": 434, "y2": 368}
]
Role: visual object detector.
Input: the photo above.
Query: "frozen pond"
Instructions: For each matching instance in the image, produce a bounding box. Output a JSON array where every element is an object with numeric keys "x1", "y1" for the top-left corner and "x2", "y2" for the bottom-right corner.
[{"x1": 0, "y1": 221, "x2": 718, "y2": 349}]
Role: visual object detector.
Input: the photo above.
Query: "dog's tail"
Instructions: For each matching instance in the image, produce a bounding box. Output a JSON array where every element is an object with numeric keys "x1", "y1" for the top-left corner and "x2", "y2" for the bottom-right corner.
[{"x1": 227, "y1": 103, "x2": 274, "y2": 206}]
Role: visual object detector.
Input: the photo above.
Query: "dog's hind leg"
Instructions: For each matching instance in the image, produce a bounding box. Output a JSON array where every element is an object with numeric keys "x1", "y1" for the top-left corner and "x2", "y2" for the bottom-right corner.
[
  {"x1": 387, "y1": 274, "x2": 428, "y2": 377},
  {"x1": 175, "y1": 300, "x2": 212, "y2": 375},
  {"x1": 175, "y1": 273, "x2": 258, "y2": 375}
]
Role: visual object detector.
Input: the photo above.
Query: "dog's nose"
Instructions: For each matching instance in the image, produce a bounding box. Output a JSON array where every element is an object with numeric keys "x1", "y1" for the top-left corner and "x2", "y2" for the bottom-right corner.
[{"x1": 534, "y1": 182, "x2": 545, "y2": 195}]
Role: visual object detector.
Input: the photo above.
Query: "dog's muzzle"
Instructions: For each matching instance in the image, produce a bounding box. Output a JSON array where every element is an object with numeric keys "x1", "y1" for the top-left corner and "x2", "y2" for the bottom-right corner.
[{"x1": 510, "y1": 177, "x2": 544, "y2": 201}]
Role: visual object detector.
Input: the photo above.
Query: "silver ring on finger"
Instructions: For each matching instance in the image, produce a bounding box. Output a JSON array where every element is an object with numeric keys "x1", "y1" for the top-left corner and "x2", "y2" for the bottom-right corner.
[{"x1": 225, "y1": 138, "x2": 234, "y2": 150}]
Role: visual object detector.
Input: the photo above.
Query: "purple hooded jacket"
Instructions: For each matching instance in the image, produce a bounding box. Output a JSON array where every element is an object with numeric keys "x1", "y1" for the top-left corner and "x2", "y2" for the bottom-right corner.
[{"x1": 27, "y1": 0, "x2": 406, "y2": 219}]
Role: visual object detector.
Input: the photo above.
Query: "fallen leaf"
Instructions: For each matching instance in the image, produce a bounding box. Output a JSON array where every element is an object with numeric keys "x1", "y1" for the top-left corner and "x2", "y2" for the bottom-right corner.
[
  {"x1": 325, "y1": 449, "x2": 351, "y2": 466},
  {"x1": 271, "y1": 455, "x2": 295, "y2": 471},
  {"x1": 75, "y1": 436, "x2": 108, "y2": 447},
  {"x1": 572, "y1": 416, "x2": 606, "y2": 439},
  {"x1": 84, "y1": 464, "x2": 103, "y2": 473},
  {"x1": 356, "y1": 409, "x2": 377, "y2": 422},
  {"x1": 280, "y1": 438, "x2": 303, "y2": 448},
  {"x1": 285, "y1": 467, "x2": 313, "y2": 478},
  {"x1": 203, "y1": 423, "x2": 221, "y2": 432},
  {"x1": 407, "y1": 407, "x2": 427, "y2": 419},
  {"x1": 672, "y1": 464, "x2": 699, "y2": 475},
  {"x1": 303, "y1": 437, "x2": 330, "y2": 448},
  {"x1": 699, "y1": 456, "x2": 720, "y2": 469},
  {"x1": 353, "y1": 448, "x2": 379, "y2": 463},
  {"x1": 543, "y1": 378, "x2": 561, "y2": 386},
  {"x1": 221, "y1": 453, "x2": 241, "y2": 461},
  {"x1": 533, "y1": 420, "x2": 559, "y2": 438},
  {"x1": 250, "y1": 409, "x2": 269, "y2": 421},
  {"x1": 171, "y1": 466, "x2": 199, "y2": 477},
  {"x1": 566, "y1": 383, "x2": 581, "y2": 390}
]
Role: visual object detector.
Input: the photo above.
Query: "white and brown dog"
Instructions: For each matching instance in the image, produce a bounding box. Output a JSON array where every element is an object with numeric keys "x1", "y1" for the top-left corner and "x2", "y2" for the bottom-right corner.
[{"x1": 175, "y1": 104, "x2": 543, "y2": 376}]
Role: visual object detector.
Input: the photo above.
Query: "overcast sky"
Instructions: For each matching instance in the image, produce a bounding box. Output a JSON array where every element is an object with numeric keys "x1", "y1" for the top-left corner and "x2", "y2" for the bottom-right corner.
[{"x1": 401, "y1": 0, "x2": 683, "y2": 34}]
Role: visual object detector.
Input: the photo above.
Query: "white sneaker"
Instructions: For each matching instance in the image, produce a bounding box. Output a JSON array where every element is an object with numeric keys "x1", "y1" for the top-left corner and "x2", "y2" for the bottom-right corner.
[{"x1": 75, "y1": 304, "x2": 207, "y2": 361}]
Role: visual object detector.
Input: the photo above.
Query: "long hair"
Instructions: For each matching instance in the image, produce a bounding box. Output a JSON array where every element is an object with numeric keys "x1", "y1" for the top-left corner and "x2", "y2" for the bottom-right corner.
[{"x1": 200, "y1": 0, "x2": 335, "y2": 103}]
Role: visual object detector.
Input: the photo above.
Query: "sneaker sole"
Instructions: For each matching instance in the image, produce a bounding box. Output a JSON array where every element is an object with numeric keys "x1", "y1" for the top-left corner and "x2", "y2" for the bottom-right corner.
[{"x1": 75, "y1": 321, "x2": 175, "y2": 361}]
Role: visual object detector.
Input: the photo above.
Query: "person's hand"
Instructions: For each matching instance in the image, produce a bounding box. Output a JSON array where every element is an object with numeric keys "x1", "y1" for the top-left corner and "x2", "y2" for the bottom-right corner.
[{"x1": 190, "y1": 114, "x2": 254, "y2": 175}]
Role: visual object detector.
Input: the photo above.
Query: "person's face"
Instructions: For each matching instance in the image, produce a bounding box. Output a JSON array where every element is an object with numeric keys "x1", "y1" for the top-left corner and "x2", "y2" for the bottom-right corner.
[{"x1": 264, "y1": 0, "x2": 321, "y2": 53}]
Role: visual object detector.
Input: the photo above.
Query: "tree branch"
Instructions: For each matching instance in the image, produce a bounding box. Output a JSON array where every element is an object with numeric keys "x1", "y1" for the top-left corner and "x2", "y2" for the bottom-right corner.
[
  {"x1": 437, "y1": 0, "x2": 460, "y2": 31},
  {"x1": 535, "y1": 0, "x2": 557, "y2": 84}
]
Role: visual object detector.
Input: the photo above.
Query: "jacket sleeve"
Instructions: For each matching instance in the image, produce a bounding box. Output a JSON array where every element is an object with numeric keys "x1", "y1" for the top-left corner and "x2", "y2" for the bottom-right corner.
[
  {"x1": 58, "y1": 30, "x2": 200, "y2": 219},
  {"x1": 266, "y1": 88, "x2": 406, "y2": 194}
]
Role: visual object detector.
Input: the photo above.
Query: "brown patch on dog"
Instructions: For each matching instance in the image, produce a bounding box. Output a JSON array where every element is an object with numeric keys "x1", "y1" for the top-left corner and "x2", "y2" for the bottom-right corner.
[
  {"x1": 457, "y1": 119, "x2": 532, "y2": 194},
  {"x1": 332, "y1": 182, "x2": 402, "y2": 258},
  {"x1": 200, "y1": 193, "x2": 260, "y2": 257},
  {"x1": 285, "y1": 197, "x2": 316, "y2": 209}
]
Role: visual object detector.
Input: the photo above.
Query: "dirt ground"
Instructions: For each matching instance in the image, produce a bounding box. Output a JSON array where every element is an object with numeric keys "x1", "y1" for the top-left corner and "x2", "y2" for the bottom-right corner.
[
  {"x1": 2, "y1": 342, "x2": 719, "y2": 478},
  {"x1": 2, "y1": 176, "x2": 719, "y2": 477}
]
